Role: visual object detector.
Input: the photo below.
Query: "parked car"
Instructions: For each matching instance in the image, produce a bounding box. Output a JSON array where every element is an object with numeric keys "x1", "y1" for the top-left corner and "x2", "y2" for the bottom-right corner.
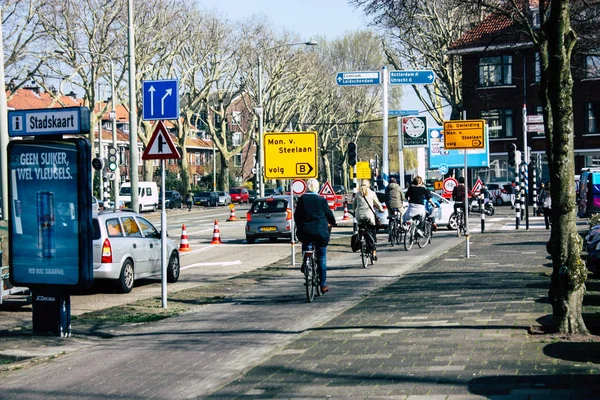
[
  {"x1": 487, "y1": 182, "x2": 512, "y2": 206},
  {"x1": 248, "y1": 190, "x2": 258, "y2": 203},
  {"x1": 264, "y1": 188, "x2": 277, "y2": 196},
  {"x1": 230, "y1": 187, "x2": 250, "y2": 203},
  {"x1": 194, "y1": 191, "x2": 218, "y2": 207},
  {"x1": 374, "y1": 190, "x2": 456, "y2": 230},
  {"x1": 92, "y1": 209, "x2": 180, "y2": 293},
  {"x1": 245, "y1": 195, "x2": 292, "y2": 243},
  {"x1": 217, "y1": 191, "x2": 232, "y2": 206},
  {"x1": 159, "y1": 190, "x2": 183, "y2": 209},
  {"x1": 333, "y1": 185, "x2": 347, "y2": 195},
  {"x1": 92, "y1": 196, "x2": 99, "y2": 213}
]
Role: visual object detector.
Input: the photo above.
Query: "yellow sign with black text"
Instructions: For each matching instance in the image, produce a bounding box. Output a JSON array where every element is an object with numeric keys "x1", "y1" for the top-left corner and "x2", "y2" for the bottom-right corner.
[
  {"x1": 443, "y1": 120, "x2": 486, "y2": 150},
  {"x1": 264, "y1": 131, "x2": 318, "y2": 179},
  {"x1": 355, "y1": 161, "x2": 371, "y2": 179}
]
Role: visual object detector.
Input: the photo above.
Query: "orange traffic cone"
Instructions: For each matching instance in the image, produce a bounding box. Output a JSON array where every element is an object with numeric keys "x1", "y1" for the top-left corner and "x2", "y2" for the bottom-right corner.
[
  {"x1": 179, "y1": 224, "x2": 191, "y2": 252},
  {"x1": 210, "y1": 219, "x2": 222, "y2": 244},
  {"x1": 227, "y1": 205, "x2": 238, "y2": 221},
  {"x1": 342, "y1": 201, "x2": 351, "y2": 220}
]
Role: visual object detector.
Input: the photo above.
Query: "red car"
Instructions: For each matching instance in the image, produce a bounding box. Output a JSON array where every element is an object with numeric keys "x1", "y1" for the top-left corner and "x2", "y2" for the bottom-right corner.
[{"x1": 229, "y1": 187, "x2": 250, "y2": 204}]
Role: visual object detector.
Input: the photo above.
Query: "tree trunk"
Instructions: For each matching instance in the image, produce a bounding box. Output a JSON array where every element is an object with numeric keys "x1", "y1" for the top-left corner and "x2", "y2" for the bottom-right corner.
[
  {"x1": 323, "y1": 153, "x2": 332, "y2": 184},
  {"x1": 220, "y1": 156, "x2": 229, "y2": 191},
  {"x1": 180, "y1": 147, "x2": 190, "y2": 193},
  {"x1": 545, "y1": 0, "x2": 588, "y2": 335}
]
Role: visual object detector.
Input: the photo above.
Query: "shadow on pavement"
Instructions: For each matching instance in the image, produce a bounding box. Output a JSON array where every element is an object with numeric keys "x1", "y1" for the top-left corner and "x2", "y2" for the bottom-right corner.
[{"x1": 468, "y1": 374, "x2": 599, "y2": 397}]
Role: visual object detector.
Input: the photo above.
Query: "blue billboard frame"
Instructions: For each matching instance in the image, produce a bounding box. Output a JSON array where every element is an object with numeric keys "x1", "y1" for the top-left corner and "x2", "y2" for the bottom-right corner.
[
  {"x1": 8, "y1": 138, "x2": 93, "y2": 288},
  {"x1": 428, "y1": 127, "x2": 489, "y2": 169}
]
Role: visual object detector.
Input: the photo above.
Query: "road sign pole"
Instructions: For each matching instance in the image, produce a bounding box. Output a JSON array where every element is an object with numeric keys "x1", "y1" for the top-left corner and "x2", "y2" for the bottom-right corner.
[
  {"x1": 382, "y1": 66, "x2": 389, "y2": 188},
  {"x1": 397, "y1": 117, "x2": 405, "y2": 189},
  {"x1": 464, "y1": 149, "x2": 470, "y2": 259},
  {"x1": 161, "y1": 159, "x2": 167, "y2": 309}
]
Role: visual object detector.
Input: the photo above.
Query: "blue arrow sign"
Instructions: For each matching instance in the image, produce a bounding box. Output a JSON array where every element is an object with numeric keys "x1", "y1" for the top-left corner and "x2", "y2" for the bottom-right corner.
[
  {"x1": 389, "y1": 109, "x2": 419, "y2": 117},
  {"x1": 142, "y1": 79, "x2": 179, "y2": 121},
  {"x1": 336, "y1": 71, "x2": 381, "y2": 86},
  {"x1": 389, "y1": 70, "x2": 435, "y2": 85}
]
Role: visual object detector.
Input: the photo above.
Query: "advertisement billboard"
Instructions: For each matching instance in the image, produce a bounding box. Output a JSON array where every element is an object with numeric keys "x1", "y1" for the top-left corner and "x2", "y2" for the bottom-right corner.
[
  {"x1": 428, "y1": 127, "x2": 489, "y2": 169},
  {"x1": 8, "y1": 138, "x2": 93, "y2": 288}
]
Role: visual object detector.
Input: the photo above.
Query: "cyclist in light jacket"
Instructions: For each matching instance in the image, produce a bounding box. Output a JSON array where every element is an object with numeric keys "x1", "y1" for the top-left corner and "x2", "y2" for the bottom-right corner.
[{"x1": 353, "y1": 180, "x2": 384, "y2": 260}]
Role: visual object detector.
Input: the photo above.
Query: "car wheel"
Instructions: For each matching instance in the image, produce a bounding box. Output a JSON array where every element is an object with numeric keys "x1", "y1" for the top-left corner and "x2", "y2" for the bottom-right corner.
[
  {"x1": 139, "y1": 204, "x2": 143, "y2": 214},
  {"x1": 117, "y1": 259, "x2": 134, "y2": 293},
  {"x1": 495, "y1": 197, "x2": 503, "y2": 206},
  {"x1": 447, "y1": 213, "x2": 458, "y2": 230},
  {"x1": 246, "y1": 236, "x2": 256, "y2": 244},
  {"x1": 169, "y1": 202, "x2": 174, "y2": 209},
  {"x1": 167, "y1": 252, "x2": 180, "y2": 283}
]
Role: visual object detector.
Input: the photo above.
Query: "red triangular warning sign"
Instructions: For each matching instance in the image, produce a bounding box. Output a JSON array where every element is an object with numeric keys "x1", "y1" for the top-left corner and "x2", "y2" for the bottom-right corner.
[
  {"x1": 471, "y1": 178, "x2": 483, "y2": 195},
  {"x1": 318, "y1": 181, "x2": 335, "y2": 196},
  {"x1": 142, "y1": 121, "x2": 181, "y2": 160}
]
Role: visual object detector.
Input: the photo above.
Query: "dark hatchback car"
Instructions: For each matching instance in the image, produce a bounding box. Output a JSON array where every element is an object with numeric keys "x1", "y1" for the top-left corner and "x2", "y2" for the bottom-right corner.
[
  {"x1": 159, "y1": 190, "x2": 183, "y2": 209},
  {"x1": 245, "y1": 196, "x2": 292, "y2": 243},
  {"x1": 194, "y1": 191, "x2": 218, "y2": 207}
]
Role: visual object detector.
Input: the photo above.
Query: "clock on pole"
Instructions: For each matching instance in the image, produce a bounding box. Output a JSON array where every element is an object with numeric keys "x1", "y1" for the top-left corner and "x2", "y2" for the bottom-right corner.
[{"x1": 402, "y1": 116, "x2": 428, "y2": 147}]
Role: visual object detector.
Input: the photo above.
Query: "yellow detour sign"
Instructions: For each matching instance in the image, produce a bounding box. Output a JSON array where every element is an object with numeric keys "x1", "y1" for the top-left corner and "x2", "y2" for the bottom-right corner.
[
  {"x1": 434, "y1": 180, "x2": 443, "y2": 190},
  {"x1": 264, "y1": 131, "x2": 318, "y2": 179},
  {"x1": 443, "y1": 120, "x2": 486, "y2": 149},
  {"x1": 355, "y1": 161, "x2": 371, "y2": 179}
]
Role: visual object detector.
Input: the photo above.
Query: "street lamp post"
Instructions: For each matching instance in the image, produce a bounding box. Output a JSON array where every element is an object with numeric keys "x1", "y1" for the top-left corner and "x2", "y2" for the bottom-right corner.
[{"x1": 256, "y1": 40, "x2": 318, "y2": 197}]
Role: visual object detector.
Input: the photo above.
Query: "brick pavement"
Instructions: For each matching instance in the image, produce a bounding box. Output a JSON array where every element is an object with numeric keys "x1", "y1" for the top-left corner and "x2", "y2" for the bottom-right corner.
[{"x1": 206, "y1": 229, "x2": 600, "y2": 399}]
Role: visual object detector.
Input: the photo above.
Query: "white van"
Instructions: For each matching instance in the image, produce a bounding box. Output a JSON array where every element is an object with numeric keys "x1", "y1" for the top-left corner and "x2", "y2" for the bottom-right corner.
[{"x1": 119, "y1": 181, "x2": 159, "y2": 213}]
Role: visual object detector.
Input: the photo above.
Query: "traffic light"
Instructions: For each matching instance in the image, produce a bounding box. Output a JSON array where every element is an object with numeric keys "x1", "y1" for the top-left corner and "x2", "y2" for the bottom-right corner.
[
  {"x1": 347, "y1": 142, "x2": 357, "y2": 166},
  {"x1": 508, "y1": 143, "x2": 516, "y2": 167},
  {"x1": 107, "y1": 145, "x2": 118, "y2": 171},
  {"x1": 92, "y1": 157, "x2": 104, "y2": 171}
]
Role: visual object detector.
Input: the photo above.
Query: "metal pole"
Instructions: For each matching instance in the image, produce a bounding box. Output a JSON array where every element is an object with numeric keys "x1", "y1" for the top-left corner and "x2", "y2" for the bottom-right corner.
[
  {"x1": 110, "y1": 60, "x2": 119, "y2": 210},
  {"x1": 290, "y1": 193, "x2": 295, "y2": 266},
  {"x1": 257, "y1": 55, "x2": 264, "y2": 197},
  {"x1": 98, "y1": 83, "x2": 104, "y2": 201},
  {"x1": 382, "y1": 66, "x2": 389, "y2": 188},
  {"x1": 213, "y1": 141, "x2": 216, "y2": 191},
  {"x1": 0, "y1": 18, "x2": 9, "y2": 220},
  {"x1": 160, "y1": 160, "x2": 167, "y2": 308},
  {"x1": 397, "y1": 116, "x2": 405, "y2": 189},
  {"x1": 128, "y1": 0, "x2": 139, "y2": 212},
  {"x1": 464, "y1": 149, "x2": 470, "y2": 258}
]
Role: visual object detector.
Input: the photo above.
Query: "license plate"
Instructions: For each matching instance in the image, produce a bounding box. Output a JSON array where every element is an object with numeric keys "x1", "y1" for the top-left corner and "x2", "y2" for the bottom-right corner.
[{"x1": 260, "y1": 226, "x2": 277, "y2": 232}]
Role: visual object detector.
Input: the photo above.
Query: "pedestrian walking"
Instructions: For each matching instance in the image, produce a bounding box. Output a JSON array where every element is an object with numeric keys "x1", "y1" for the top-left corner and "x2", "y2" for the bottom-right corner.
[
  {"x1": 539, "y1": 181, "x2": 552, "y2": 229},
  {"x1": 186, "y1": 191, "x2": 194, "y2": 212},
  {"x1": 537, "y1": 182, "x2": 545, "y2": 216}
]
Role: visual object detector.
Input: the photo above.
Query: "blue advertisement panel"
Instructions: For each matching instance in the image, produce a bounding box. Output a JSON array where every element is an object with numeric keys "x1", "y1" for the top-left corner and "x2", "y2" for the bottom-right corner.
[
  {"x1": 428, "y1": 127, "x2": 489, "y2": 169},
  {"x1": 8, "y1": 139, "x2": 93, "y2": 287}
]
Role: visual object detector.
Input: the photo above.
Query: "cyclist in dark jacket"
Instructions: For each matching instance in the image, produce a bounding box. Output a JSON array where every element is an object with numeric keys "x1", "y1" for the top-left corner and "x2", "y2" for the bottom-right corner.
[{"x1": 294, "y1": 178, "x2": 337, "y2": 293}]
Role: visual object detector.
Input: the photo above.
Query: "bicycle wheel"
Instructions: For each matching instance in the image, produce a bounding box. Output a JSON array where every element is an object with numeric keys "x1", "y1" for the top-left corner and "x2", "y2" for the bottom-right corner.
[
  {"x1": 404, "y1": 223, "x2": 414, "y2": 251},
  {"x1": 418, "y1": 221, "x2": 431, "y2": 248},
  {"x1": 313, "y1": 258, "x2": 322, "y2": 297},
  {"x1": 361, "y1": 240, "x2": 368, "y2": 268},
  {"x1": 388, "y1": 219, "x2": 396, "y2": 246},
  {"x1": 395, "y1": 222, "x2": 403, "y2": 245},
  {"x1": 304, "y1": 255, "x2": 315, "y2": 302}
]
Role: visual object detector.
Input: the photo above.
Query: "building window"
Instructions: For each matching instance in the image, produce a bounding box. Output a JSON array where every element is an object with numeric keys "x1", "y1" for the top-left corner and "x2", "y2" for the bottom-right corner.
[
  {"x1": 478, "y1": 55, "x2": 513, "y2": 87},
  {"x1": 234, "y1": 154, "x2": 242, "y2": 167},
  {"x1": 586, "y1": 102, "x2": 600, "y2": 133},
  {"x1": 214, "y1": 113, "x2": 222, "y2": 126},
  {"x1": 232, "y1": 132, "x2": 241, "y2": 147},
  {"x1": 480, "y1": 109, "x2": 514, "y2": 138},
  {"x1": 586, "y1": 55, "x2": 600, "y2": 79},
  {"x1": 534, "y1": 53, "x2": 541, "y2": 83},
  {"x1": 194, "y1": 111, "x2": 208, "y2": 130},
  {"x1": 231, "y1": 111, "x2": 242, "y2": 126}
]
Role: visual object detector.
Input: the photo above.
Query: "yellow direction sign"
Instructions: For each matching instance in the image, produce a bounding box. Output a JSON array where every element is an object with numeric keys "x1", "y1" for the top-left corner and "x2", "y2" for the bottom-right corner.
[
  {"x1": 264, "y1": 131, "x2": 318, "y2": 179},
  {"x1": 443, "y1": 120, "x2": 486, "y2": 150},
  {"x1": 355, "y1": 161, "x2": 371, "y2": 179}
]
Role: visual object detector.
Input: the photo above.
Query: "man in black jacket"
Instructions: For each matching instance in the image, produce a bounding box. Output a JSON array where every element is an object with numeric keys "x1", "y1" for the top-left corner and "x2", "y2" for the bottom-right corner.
[{"x1": 294, "y1": 178, "x2": 337, "y2": 293}]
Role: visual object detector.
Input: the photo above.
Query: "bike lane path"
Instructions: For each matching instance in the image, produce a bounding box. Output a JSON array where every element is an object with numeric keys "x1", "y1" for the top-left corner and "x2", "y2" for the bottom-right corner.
[{"x1": 0, "y1": 228, "x2": 461, "y2": 399}]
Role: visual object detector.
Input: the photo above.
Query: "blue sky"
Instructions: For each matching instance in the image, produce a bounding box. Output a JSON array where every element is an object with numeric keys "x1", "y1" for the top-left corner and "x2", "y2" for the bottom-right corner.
[{"x1": 198, "y1": 0, "x2": 371, "y2": 41}]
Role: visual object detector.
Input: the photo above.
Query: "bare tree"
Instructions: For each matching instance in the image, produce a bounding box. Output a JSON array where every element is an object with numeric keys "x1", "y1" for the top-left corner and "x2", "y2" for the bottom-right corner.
[{"x1": 350, "y1": 0, "x2": 482, "y2": 123}]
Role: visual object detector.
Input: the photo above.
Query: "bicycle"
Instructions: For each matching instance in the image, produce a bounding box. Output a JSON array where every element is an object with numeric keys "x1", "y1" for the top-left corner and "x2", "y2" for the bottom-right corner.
[
  {"x1": 403, "y1": 215, "x2": 424, "y2": 251},
  {"x1": 451, "y1": 206, "x2": 467, "y2": 237},
  {"x1": 358, "y1": 223, "x2": 375, "y2": 268},
  {"x1": 302, "y1": 242, "x2": 321, "y2": 302},
  {"x1": 387, "y1": 210, "x2": 403, "y2": 246},
  {"x1": 419, "y1": 213, "x2": 434, "y2": 248}
]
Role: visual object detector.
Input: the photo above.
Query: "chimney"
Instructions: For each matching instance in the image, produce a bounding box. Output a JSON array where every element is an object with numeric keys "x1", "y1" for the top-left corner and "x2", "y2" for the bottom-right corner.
[{"x1": 67, "y1": 91, "x2": 77, "y2": 100}]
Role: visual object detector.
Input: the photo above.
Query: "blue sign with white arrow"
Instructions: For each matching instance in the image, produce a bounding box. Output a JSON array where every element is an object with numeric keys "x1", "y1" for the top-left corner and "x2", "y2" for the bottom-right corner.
[
  {"x1": 336, "y1": 71, "x2": 380, "y2": 86},
  {"x1": 142, "y1": 79, "x2": 179, "y2": 121},
  {"x1": 389, "y1": 109, "x2": 419, "y2": 117},
  {"x1": 389, "y1": 70, "x2": 435, "y2": 85}
]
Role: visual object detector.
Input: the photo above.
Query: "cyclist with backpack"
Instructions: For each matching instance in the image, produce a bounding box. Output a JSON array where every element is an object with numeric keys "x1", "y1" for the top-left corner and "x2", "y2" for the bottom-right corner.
[{"x1": 403, "y1": 176, "x2": 436, "y2": 237}]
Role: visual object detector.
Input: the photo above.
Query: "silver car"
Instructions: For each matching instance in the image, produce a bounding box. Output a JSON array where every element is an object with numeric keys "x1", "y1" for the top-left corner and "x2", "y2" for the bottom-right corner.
[
  {"x1": 217, "y1": 191, "x2": 232, "y2": 206},
  {"x1": 375, "y1": 190, "x2": 456, "y2": 229},
  {"x1": 92, "y1": 210, "x2": 180, "y2": 293},
  {"x1": 245, "y1": 195, "x2": 292, "y2": 243}
]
